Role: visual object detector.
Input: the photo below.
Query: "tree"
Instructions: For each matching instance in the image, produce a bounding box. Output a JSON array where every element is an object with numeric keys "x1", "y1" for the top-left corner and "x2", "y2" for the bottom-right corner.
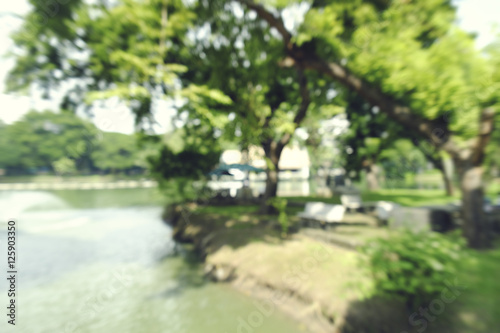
[
  {"x1": 0, "y1": 121, "x2": 23, "y2": 173},
  {"x1": 183, "y1": 2, "x2": 318, "y2": 212},
  {"x1": 9, "y1": 0, "x2": 499, "y2": 246},
  {"x1": 234, "y1": 0, "x2": 498, "y2": 248},
  {"x1": 3, "y1": 110, "x2": 97, "y2": 173},
  {"x1": 53, "y1": 157, "x2": 77, "y2": 176},
  {"x1": 90, "y1": 132, "x2": 143, "y2": 174},
  {"x1": 186, "y1": 2, "x2": 351, "y2": 212},
  {"x1": 378, "y1": 139, "x2": 428, "y2": 188},
  {"x1": 410, "y1": 137, "x2": 455, "y2": 196},
  {"x1": 8, "y1": 0, "x2": 231, "y2": 190},
  {"x1": 145, "y1": 125, "x2": 222, "y2": 201},
  {"x1": 339, "y1": 93, "x2": 400, "y2": 191},
  {"x1": 340, "y1": 93, "x2": 454, "y2": 195}
]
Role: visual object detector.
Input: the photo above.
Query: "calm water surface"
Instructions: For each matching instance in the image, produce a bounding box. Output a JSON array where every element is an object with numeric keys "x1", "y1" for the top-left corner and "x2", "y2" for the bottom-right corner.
[{"x1": 0, "y1": 189, "x2": 307, "y2": 333}]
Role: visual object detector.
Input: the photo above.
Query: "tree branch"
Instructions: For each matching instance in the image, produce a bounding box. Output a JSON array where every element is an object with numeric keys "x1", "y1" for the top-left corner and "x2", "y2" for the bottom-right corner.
[
  {"x1": 236, "y1": 0, "x2": 463, "y2": 158},
  {"x1": 472, "y1": 107, "x2": 495, "y2": 165},
  {"x1": 277, "y1": 69, "x2": 310, "y2": 154},
  {"x1": 236, "y1": 0, "x2": 292, "y2": 47},
  {"x1": 412, "y1": 138, "x2": 443, "y2": 169},
  {"x1": 263, "y1": 105, "x2": 279, "y2": 129},
  {"x1": 297, "y1": 54, "x2": 462, "y2": 153}
]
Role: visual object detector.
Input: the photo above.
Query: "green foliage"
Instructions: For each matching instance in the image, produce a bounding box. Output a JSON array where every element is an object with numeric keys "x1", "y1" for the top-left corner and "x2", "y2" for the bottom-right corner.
[
  {"x1": 267, "y1": 197, "x2": 289, "y2": 236},
  {"x1": 52, "y1": 157, "x2": 77, "y2": 176},
  {"x1": 3, "y1": 110, "x2": 97, "y2": 172},
  {"x1": 9, "y1": 0, "x2": 232, "y2": 128},
  {"x1": 91, "y1": 132, "x2": 141, "y2": 173},
  {"x1": 360, "y1": 230, "x2": 467, "y2": 310},
  {"x1": 9, "y1": 0, "x2": 500, "y2": 199},
  {"x1": 379, "y1": 139, "x2": 428, "y2": 186},
  {"x1": 146, "y1": 128, "x2": 222, "y2": 201},
  {"x1": 340, "y1": 90, "x2": 431, "y2": 186},
  {"x1": 9, "y1": 0, "x2": 233, "y2": 184},
  {"x1": 0, "y1": 121, "x2": 22, "y2": 169},
  {"x1": 0, "y1": 111, "x2": 149, "y2": 175}
]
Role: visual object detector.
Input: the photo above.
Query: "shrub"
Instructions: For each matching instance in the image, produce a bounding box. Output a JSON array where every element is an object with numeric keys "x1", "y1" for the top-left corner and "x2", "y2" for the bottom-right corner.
[{"x1": 360, "y1": 230, "x2": 467, "y2": 310}]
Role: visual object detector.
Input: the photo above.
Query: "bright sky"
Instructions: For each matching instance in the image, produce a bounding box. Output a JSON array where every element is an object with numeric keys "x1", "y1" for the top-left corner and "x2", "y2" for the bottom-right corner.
[{"x1": 0, "y1": 0, "x2": 499, "y2": 134}]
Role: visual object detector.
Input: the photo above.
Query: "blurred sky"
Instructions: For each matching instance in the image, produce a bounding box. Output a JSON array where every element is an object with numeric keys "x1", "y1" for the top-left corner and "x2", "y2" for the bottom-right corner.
[{"x1": 0, "y1": 0, "x2": 499, "y2": 134}]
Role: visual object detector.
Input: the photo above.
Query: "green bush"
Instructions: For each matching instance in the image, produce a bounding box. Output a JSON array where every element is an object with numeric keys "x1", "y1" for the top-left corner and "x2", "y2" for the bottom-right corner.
[{"x1": 360, "y1": 230, "x2": 467, "y2": 310}]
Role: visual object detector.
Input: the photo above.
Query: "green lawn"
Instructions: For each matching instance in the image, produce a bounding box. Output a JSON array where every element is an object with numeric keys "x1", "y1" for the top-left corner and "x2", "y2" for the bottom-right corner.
[
  {"x1": 283, "y1": 188, "x2": 460, "y2": 207},
  {"x1": 360, "y1": 188, "x2": 460, "y2": 206}
]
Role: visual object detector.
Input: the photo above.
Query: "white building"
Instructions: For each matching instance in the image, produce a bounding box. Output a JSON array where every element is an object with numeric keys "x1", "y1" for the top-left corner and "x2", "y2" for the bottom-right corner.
[{"x1": 220, "y1": 144, "x2": 310, "y2": 180}]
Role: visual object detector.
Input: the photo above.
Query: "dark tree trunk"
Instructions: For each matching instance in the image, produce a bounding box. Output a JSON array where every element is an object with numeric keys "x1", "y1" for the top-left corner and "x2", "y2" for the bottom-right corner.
[
  {"x1": 455, "y1": 158, "x2": 490, "y2": 248},
  {"x1": 454, "y1": 109, "x2": 495, "y2": 249},
  {"x1": 260, "y1": 143, "x2": 281, "y2": 214},
  {"x1": 261, "y1": 166, "x2": 279, "y2": 213}
]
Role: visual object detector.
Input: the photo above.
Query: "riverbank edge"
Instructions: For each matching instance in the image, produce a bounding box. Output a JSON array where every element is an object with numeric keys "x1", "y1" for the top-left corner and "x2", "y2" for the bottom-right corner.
[
  {"x1": 0, "y1": 180, "x2": 157, "y2": 190},
  {"x1": 163, "y1": 202, "x2": 345, "y2": 333}
]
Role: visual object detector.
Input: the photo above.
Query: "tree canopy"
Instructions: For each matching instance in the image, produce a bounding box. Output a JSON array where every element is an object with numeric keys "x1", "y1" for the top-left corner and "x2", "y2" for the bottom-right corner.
[
  {"x1": 0, "y1": 111, "x2": 148, "y2": 175},
  {"x1": 6, "y1": 0, "x2": 500, "y2": 247}
]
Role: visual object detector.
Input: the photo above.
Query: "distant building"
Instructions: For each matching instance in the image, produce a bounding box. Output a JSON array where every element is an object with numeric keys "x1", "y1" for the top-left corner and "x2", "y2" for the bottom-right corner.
[{"x1": 220, "y1": 144, "x2": 310, "y2": 180}]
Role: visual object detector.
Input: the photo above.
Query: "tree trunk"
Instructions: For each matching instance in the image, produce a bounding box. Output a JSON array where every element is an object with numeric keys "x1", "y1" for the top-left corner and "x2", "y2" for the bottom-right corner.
[
  {"x1": 434, "y1": 158, "x2": 454, "y2": 197},
  {"x1": 258, "y1": 69, "x2": 310, "y2": 215},
  {"x1": 260, "y1": 144, "x2": 281, "y2": 214},
  {"x1": 456, "y1": 158, "x2": 490, "y2": 248},
  {"x1": 264, "y1": 167, "x2": 279, "y2": 199},
  {"x1": 365, "y1": 164, "x2": 379, "y2": 191},
  {"x1": 441, "y1": 167, "x2": 454, "y2": 197},
  {"x1": 363, "y1": 159, "x2": 379, "y2": 191}
]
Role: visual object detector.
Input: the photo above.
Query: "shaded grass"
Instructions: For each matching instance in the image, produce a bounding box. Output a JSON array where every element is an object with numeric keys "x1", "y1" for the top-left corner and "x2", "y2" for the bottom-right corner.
[
  {"x1": 194, "y1": 203, "x2": 307, "y2": 220},
  {"x1": 195, "y1": 204, "x2": 259, "y2": 219},
  {"x1": 454, "y1": 244, "x2": 500, "y2": 332}
]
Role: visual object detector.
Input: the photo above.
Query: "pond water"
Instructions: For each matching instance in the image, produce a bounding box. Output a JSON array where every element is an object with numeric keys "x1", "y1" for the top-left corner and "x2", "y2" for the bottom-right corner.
[{"x1": 0, "y1": 189, "x2": 307, "y2": 333}]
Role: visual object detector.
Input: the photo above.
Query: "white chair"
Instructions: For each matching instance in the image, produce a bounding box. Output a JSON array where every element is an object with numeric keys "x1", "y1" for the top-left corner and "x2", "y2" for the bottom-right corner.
[
  {"x1": 340, "y1": 194, "x2": 363, "y2": 211},
  {"x1": 298, "y1": 202, "x2": 346, "y2": 223}
]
